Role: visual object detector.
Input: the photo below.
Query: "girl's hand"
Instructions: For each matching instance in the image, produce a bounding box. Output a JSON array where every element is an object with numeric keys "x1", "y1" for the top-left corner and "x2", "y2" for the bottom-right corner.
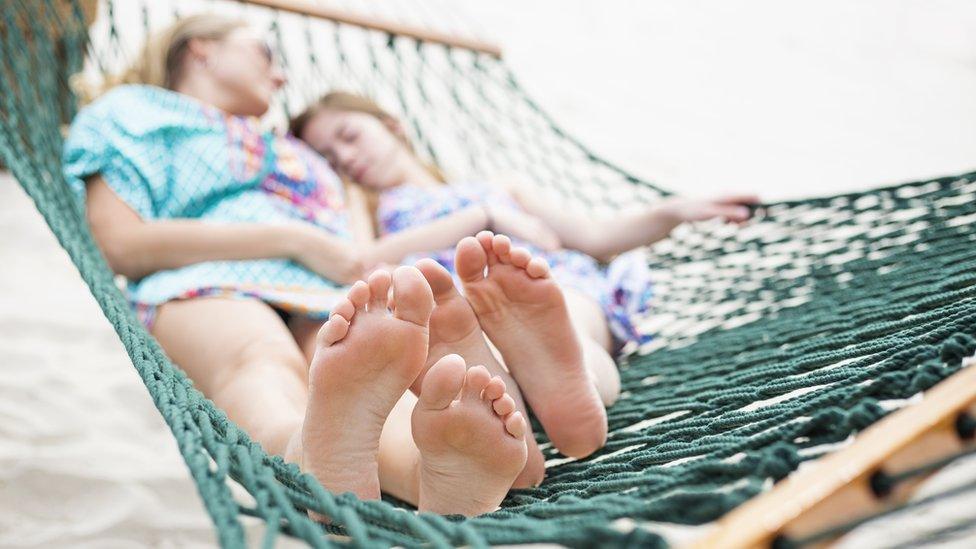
[
  {"x1": 487, "y1": 206, "x2": 562, "y2": 251},
  {"x1": 660, "y1": 194, "x2": 760, "y2": 225},
  {"x1": 288, "y1": 224, "x2": 366, "y2": 285}
]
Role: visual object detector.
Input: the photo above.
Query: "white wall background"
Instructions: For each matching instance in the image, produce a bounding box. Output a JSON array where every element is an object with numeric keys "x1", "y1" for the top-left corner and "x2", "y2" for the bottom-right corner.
[{"x1": 456, "y1": 0, "x2": 976, "y2": 200}]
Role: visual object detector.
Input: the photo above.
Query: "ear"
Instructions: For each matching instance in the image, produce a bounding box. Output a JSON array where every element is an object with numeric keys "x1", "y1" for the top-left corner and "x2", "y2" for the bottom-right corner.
[
  {"x1": 185, "y1": 37, "x2": 216, "y2": 67},
  {"x1": 382, "y1": 116, "x2": 409, "y2": 143}
]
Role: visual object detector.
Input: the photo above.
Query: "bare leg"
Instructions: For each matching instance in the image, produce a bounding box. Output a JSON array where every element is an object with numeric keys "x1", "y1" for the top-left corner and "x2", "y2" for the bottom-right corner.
[
  {"x1": 293, "y1": 317, "x2": 423, "y2": 505},
  {"x1": 412, "y1": 356, "x2": 527, "y2": 516},
  {"x1": 414, "y1": 258, "x2": 546, "y2": 487},
  {"x1": 561, "y1": 289, "x2": 621, "y2": 406},
  {"x1": 304, "y1": 268, "x2": 433, "y2": 500},
  {"x1": 152, "y1": 298, "x2": 308, "y2": 464},
  {"x1": 294, "y1": 270, "x2": 527, "y2": 514},
  {"x1": 457, "y1": 232, "x2": 607, "y2": 458}
]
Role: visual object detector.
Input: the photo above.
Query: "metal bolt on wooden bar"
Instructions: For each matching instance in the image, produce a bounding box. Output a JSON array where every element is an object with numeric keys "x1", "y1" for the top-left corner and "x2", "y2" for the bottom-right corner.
[{"x1": 689, "y1": 360, "x2": 976, "y2": 549}]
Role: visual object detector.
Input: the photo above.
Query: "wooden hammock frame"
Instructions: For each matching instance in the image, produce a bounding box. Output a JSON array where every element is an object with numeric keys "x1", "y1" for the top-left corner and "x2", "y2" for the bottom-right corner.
[
  {"x1": 691, "y1": 360, "x2": 976, "y2": 548},
  {"x1": 242, "y1": 0, "x2": 503, "y2": 58}
]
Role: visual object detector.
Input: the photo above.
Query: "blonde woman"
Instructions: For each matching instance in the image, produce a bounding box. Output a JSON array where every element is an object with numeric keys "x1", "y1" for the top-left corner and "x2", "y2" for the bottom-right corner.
[
  {"x1": 292, "y1": 92, "x2": 759, "y2": 482},
  {"x1": 63, "y1": 15, "x2": 532, "y2": 516}
]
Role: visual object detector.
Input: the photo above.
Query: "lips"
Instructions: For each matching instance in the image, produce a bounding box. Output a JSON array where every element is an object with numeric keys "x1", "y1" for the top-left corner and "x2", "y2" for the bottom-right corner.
[{"x1": 351, "y1": 163, "x2": 368, "y2": 182}]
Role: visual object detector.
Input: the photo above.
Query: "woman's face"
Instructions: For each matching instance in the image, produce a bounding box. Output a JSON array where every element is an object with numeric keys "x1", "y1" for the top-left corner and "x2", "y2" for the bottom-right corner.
[
  {"x1": 300, "y1": 109, "x2": 407, "y2": 191},
  {"x1": 204, "y1": 27, "x2": 286, "y2": 116}
]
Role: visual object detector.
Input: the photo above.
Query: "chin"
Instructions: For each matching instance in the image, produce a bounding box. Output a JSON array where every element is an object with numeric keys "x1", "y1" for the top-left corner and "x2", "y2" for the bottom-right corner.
[{"x1": 239, "y1": 100, "x2": 270, "y2": 118}]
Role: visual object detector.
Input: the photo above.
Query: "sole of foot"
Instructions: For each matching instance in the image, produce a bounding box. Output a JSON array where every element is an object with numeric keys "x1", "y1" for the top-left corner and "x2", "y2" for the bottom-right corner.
[
  {"x1": 302, "y1": 266, "x2": 433, "y2": 502},
  {"x1": 415, "y1": 258, "x2": 546, "y2": 487},
  {"x1": 456, "y1": 232, "x2": 607, "y2": 458},
  {"x1": 412, "y1": 354, "x2": 528, "y2": 516}
]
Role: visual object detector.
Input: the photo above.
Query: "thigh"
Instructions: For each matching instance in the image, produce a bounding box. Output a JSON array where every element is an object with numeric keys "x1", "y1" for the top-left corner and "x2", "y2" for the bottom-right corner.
[
  {"x1": 152, "y1": 297, "x2": 309, "y2": 396},
  {"x1": 562, "y1": 287, "x2": 613, "y2": 351},
  {"x1": 287, "y1": 315, "x2": 327, "y2": 364}
]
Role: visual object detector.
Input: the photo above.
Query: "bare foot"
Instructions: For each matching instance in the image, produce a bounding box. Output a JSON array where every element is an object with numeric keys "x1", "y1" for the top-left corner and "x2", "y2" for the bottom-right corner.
[
  {"x1": 302, "y1": 267, "x2": 433, "y2": 501},
  {"x1": 414, "y1": 258, "x2": 546, "y2": 488},
  {"x1": 457, "y1": 232, "x2": 607, "y2": 458},
  {"x1": 412, "y1": 355, "x2": 528, "y2": 516}
]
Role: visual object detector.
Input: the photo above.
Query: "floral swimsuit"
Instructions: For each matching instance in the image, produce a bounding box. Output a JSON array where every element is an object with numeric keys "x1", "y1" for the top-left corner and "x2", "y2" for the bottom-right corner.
[{"x1": 376, "y1": 181, "x2": 654, "y2": 347}]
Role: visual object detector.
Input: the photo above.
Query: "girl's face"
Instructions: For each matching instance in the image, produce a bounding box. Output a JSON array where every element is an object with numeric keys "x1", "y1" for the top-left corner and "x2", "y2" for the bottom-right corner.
[
  {"x1": 204, "y1": 27, "x2": 286, "y2": 116},
  {"x1": 300, "y1": 109, "x2": 407, "y2": 191}
]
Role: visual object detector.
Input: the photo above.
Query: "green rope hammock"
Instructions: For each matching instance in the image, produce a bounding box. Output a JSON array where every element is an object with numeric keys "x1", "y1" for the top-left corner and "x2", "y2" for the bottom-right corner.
[{"x1": 3, "y1": 0, "x2": 976, "y2": 546}]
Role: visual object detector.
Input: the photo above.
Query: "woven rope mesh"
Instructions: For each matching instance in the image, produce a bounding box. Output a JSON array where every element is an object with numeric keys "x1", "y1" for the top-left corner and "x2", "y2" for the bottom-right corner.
[{"x1": 2, "y1": 0, "x2": 976, "y2": 546}]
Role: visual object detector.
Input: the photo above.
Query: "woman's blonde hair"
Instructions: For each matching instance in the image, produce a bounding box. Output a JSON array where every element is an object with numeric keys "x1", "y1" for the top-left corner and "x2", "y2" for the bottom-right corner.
[{"x1": 74, "y1": 14, "x2": 246, "y2": 103}]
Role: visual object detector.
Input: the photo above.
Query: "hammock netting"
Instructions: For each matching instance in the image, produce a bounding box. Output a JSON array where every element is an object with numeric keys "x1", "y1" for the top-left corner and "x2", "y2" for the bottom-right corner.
[{"x1": 2, "y1": 0, "x2": 976, "y2": 546}]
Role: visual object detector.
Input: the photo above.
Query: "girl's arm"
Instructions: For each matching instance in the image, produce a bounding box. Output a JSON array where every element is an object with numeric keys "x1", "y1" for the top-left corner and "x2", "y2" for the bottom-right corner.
[
  {"x1": 86, "y1": 175, "x2": 364, "y2": 284},
  {"x1": 509, "y1": 184, "x2": 756, "y2": 262},
  {"x1": 360, "y1": 205, "x2": 490, "y2": 268}
]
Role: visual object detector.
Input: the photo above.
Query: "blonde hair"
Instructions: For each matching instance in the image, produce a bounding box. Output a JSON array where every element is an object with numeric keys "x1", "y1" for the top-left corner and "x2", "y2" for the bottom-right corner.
[
  {"x1": 74, "y1": 14, "x2": 246, "y2": 103},
  {"x1": 290, "y1": 91, "x2": 447, "y2": 231}
]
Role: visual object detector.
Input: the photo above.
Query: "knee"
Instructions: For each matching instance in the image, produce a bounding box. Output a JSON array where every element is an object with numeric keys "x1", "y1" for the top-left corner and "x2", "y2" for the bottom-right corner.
[
  {"x1": 582, "y1": 338, "x2": 620, "y2": 406},
  {"x1": 233, "y1": 336, "x2": 310, "y2": 382}
]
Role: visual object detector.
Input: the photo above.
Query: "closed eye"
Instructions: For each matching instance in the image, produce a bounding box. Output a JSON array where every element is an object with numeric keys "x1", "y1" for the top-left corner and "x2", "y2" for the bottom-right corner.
[{"x1": 340, "y1": 125, "x2": 358, "y2": 142}]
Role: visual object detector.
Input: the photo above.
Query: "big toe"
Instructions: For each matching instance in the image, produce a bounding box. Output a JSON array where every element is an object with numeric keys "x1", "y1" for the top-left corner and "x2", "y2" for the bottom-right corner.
[
  {"x1": 455, "y1": 236, "x2": 489, "y2": 283},
  {"x1": 391, "y1": 266, "x2": 434, "y2": 326},
  {"x1": 416, "y1": 258, "x2": 458, "y2": 300},
  {"x1": 418, "y1": 354, "x2": 466, "y2": 410}
]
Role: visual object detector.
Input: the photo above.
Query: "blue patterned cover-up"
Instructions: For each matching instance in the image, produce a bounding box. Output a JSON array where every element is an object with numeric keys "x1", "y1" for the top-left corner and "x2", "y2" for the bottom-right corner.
[{"x1": 63, "y1": 85, "x2": 350, "y2": 325}]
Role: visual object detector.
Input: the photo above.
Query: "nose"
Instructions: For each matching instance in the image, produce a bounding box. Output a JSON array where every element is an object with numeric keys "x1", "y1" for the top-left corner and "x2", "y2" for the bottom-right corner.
[
  {"x1": 270, "y1": 67, "x2": 287, "y2": 90},
  {"x1": 333, "y1": 143, "x2": 355, "y2": 172}
]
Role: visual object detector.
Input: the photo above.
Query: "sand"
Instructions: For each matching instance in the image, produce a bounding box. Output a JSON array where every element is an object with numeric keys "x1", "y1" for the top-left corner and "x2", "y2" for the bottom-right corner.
[{"x1": 2, "y1": 0, "x2": 976, "y2": 546}]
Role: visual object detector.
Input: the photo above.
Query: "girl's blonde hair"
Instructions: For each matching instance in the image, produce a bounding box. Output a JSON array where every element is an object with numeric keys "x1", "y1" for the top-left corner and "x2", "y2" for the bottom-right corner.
[
  {"x1": 74, "y1": 14, "x2": 247, "y2": 103},
  {"x1": 290, "y1": 91, "x2": 447, "y2": 233}
]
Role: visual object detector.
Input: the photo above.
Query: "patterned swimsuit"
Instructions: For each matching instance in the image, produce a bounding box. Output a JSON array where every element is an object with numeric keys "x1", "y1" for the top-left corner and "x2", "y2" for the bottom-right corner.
[
  {"x1": 63, "y1": 85, "x2": 350, "y2": 327},
  {"x1": 377, "y1": 181, "x2": 654, "y2": 347}
]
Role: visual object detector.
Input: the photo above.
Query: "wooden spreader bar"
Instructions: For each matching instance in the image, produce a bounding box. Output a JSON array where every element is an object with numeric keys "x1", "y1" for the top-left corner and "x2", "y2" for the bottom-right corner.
[
  {"x1": 690, "y1": 361, "x2": 976, "y2": 549},
  {"x1": 242, "y1": 0, "x2": 503, "y2": 58}
]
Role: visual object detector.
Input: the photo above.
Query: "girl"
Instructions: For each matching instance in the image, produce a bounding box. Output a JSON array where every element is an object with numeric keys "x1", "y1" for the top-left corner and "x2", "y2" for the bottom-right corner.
[{"x1": 292, "y1": 91, "x2": 758, "y2": 480}]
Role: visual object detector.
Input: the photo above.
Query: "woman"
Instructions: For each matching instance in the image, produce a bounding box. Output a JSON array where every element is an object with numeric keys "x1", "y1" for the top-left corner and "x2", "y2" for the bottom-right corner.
[
  {"x1": 291, "y1": 92, "x2": 758, "y2": 475},
  {"x1": 63, "y1": 14, "x2": 535, "y2": 517}
]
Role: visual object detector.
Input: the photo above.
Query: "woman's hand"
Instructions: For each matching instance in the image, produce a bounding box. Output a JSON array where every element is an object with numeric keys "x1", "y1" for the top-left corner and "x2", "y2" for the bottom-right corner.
[
  {"x1": 287, "y1": 224, "x2": 366, "y2": 285},
  {"x1": 487, "y1": 205, "x2": 561, "y2": 251},
  {"x1": 659, "y1": 194, "x2": 760, "y2": 225}
]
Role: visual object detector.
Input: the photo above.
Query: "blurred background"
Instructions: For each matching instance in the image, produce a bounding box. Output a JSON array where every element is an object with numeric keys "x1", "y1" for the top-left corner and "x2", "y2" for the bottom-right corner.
[{"x1": 1, "y1": 0, "x2": 974, "y2": 546}]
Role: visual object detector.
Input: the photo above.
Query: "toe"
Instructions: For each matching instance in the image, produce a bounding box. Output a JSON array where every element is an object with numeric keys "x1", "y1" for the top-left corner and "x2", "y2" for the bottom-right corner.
[
  {"x1": 416, "y1": 258, "x2": 457, "y2": 301},
  {"x1": 508, "y1": 246, "x2": 532, "y2": 268},
  {"x1": 526, "y1": 257, "x2": 551, "y2": 278},
  {"x1": 317, "y1": 315, "x2": 350, "y2": 346},
  {"x1": 367, "y1": 270, "x2": 393, "y2": 311},
  {"x1": 391, "y1": 266, "x2": 434, "y2": 326},
  {"x1": 417, "y1": 354, "x2": 466, "y2": 410},
  {"x1": 483, "y1": 376, "x2": 507, "y2": 401},
  {"x1": 491, "y1": 234, "x2": 512, "y2": 261},
  {"x1": 505, "y1": 411, "x2": 527, "y2": 439},
  {"x1": 347, "y1": 280, "x2": 371, "y2": 311},
  {"x1": 475, "y1": 230, "x2": 494, "y2": 249},
  {"x1": 476, "y1": 231, "x2": 499, "y2": 266},
  {"x1": 462, "y1": 365, "x2": 492, "y2": 399},
  {"x1": 456, "y1": 236, "x2": 489, "y2": 283},
  {"x1": 492, "y1": 394, "x2": 517, "y2": 416},
  {"x1": 330, "y1": 299, "x2": 355, "y2": 321}
]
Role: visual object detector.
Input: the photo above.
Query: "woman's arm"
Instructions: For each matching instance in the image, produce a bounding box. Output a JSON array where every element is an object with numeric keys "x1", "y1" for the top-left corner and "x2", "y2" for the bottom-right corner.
[
  {"x1": 86, "y1": 175, "x2": 364, "y2": 284},
  {"x1": 509, "y1": 184, "x2": 756, "y2": 262}
]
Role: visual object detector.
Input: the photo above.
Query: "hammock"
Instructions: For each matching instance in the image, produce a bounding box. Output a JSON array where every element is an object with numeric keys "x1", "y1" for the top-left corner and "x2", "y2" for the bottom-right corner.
[{"x1": 3, "y1": 0, "x2": 976, "y2": 546}]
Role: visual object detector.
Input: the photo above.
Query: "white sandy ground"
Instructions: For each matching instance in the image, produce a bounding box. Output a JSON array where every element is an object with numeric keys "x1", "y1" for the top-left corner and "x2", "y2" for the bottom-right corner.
[{"x1": 2, "y1": 0, "x2": 976, "y2": 546}]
